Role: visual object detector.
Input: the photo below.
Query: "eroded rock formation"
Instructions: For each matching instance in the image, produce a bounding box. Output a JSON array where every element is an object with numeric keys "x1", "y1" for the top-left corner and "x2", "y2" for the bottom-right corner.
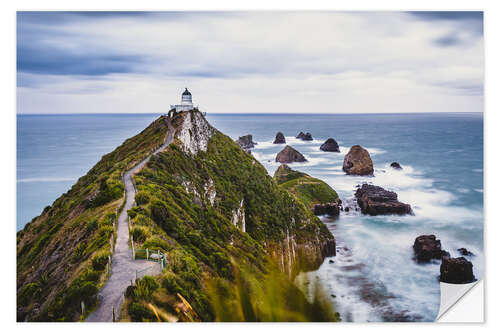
[
  {"x1": 343, "y1": 145, "x2": 374, "y2": 175},
  {"x1": 355, "y1": 184, "x2": 411, "y2": 215}
]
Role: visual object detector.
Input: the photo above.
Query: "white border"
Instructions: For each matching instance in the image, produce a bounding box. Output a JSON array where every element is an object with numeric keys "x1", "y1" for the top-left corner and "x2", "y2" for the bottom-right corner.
[{"x1": 3, "y1": 0, "x2": 498, "y2": 332}]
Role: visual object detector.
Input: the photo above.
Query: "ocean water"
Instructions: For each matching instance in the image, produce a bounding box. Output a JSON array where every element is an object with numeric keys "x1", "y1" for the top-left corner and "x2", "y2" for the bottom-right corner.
[{"x1": 17, "y1": 112, "x2": 483, "y2": 322}]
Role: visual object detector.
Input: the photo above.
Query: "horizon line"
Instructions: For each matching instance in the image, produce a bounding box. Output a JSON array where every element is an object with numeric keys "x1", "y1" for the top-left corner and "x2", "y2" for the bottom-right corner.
[{"x1": 17, "y1": 111, "x2": 484, "y2": 116}]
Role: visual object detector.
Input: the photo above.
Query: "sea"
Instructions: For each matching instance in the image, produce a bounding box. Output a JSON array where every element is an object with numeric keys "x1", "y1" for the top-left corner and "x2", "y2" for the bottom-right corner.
[{"x1": 17, "y1": 112, "x2": 483, "y2": 322}]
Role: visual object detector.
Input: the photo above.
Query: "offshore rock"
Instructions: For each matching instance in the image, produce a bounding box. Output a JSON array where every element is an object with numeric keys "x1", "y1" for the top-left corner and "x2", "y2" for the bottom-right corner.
[
  {"x1": 236, "y1": 134, "x2": 256, "y2": 150},
  {"x1": 390, "y1": 162, "x2": 403, "y2": 170},
  {"x1": 275, "y1": 145, "x2": 307, "y2": 163},
  {"x1": 458, "y1": 248, "x2": 474, "y2": 256},
  {"x1": 296, "y1": 132, "x2": 313, "y2": 141},
  {"x1": 440, "y1": 257, "x2": 476, "y2": 284},
  {"x1": 343, "y1": 145, "x2": 374, "y2": 175},
  {"x1": 302, "y1": 132, "x2": 313, "y2": 141},
  {"x1": 320, "y1": 138, "x2": 340, "y2": 152},
  {"x1": 273, "y1": 132, "x2": 286, "y2": 144},
  {"x1": 413, "y1": 235, "x2": 449, "y2": 262},
  {"x1": 355, "y1": 184, "x2": 411, "y2": 215}
]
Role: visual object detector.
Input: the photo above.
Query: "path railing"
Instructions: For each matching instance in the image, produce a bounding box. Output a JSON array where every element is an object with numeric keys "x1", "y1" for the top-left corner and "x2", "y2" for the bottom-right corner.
[{"x1": 132, "y1": 246, "x2": 167, "y2": 271}]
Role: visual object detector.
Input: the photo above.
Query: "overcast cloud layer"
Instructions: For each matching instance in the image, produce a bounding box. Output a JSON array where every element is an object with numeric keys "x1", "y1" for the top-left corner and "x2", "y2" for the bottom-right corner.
[{"x1": 17, "y1": 11, "x2": 484, "y2": 114}]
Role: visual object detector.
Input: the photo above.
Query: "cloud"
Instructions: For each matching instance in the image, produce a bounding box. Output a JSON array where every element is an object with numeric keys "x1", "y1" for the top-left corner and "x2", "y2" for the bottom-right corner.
[{"x1": 16, "y1": 11, "x2": 484, "y2": 114}]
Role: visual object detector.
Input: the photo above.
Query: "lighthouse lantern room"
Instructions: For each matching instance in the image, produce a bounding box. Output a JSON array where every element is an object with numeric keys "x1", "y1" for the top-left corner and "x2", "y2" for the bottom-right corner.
[{"x1": 171, "y1": 88, "x2": 195, "y2": 112}]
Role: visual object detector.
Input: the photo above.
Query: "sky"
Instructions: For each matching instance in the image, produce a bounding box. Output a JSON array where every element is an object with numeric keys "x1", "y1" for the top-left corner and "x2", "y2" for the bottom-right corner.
[{"x1": 16, "y1": 11, "x2": 484, "y2": 114}]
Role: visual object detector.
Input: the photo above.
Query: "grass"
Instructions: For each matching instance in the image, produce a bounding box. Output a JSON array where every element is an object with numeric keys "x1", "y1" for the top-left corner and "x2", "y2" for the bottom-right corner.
[
  {"x1": 121, "y1": 111, "x2": 336, "y2": 321},
  {"x1": 17, "y1": 116, "x2": 170, "y2": 321},
  {"x1": 274, "y1": 164, "x2": 339, "y2": 209}
]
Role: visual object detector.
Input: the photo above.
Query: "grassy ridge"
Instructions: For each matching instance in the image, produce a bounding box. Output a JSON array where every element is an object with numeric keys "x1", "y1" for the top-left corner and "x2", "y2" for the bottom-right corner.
[
  {"x1": 16, "y1": 116, "x2": 170, "y2": 321},
  {"x1": 274, "y1": 164, "x2": 339, "y2": 210},
  {"x1": 123, "y1": 112, "x2": 336, "y2": 321}
]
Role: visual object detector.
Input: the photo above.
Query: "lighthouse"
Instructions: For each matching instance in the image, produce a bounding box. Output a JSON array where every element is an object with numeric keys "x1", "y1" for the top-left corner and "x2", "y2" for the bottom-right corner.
[{"x1": 170, "y1": 88, "x2": 195, "y2": 112}]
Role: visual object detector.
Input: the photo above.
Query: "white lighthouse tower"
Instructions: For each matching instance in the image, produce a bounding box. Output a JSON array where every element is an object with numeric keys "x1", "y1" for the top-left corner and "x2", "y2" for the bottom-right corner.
[{"x1": 171, "y1": 88, "x2": 195, "y2": 112}]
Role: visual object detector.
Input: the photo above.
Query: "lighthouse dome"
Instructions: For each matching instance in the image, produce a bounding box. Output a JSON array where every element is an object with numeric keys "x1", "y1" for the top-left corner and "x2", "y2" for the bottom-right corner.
[{"x1": 182, "y1": 88, "x2": 191, "y2": 96}]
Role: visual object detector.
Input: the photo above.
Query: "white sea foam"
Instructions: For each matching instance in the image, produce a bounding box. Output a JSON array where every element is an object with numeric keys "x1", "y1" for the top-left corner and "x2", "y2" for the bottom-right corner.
[{"x1": 253, "y1": 142, "x2": 482, "y2": 322}]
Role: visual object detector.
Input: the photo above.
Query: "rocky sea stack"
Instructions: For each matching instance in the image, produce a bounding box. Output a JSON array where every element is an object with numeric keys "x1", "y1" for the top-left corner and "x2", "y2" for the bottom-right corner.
[
  {"x1": 320, "y1": 138, "x2": 340, "y2": 152},
  {"x1": 355, "y1": 184, "x2": 411, "y2": 215},
  {"x1": 413, "y1": 235, "x2": 449, "y2": 262},
  {"x1": 296, "y1": 132, "x2": 313, "y2": 141},
  {"x1": 440, "y1": 257, "x2": 476, "y2": 284},
  {"x1": 275, "y1": 145, "x2": 307, "y2": 163},
  {"x1": 236, "y1": 134, "x2": 256, "y2": 151},
  {"x1": 273, "y1": 132, "x2": 286, "y2": 144},
  {"x1": 458, "y1": 248, "x2": 474, "y2": 256},
  {"x1": 343, "y1": 145, "x2": 374, "y2": 175},
  {"x1": 390, "y1": 162, "x2": 402, "y2": 170}
]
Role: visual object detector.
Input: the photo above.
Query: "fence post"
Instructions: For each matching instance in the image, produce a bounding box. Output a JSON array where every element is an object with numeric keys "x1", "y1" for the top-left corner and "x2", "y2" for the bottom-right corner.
[
  {"x1": 81, "y1": 301, "x2": 85, "y2": 316},
  {"x1": 146, "y1": 248, "x2": 149, "y2": 261},
  {"x1": 112, "y1": 307, "x2": 115, "y2": 322},
  {"x1": 132, "y1": 236, "x2": 135, "y2": 259}
]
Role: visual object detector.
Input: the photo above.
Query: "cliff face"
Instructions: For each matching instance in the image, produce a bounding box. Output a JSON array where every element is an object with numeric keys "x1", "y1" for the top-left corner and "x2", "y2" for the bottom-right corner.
[
  {"x1": 128, "y1": 110, "x2": 335, "y2": 320},
  {"x1": 16, "y1": 116, "x2": 171, "y2": 321}
]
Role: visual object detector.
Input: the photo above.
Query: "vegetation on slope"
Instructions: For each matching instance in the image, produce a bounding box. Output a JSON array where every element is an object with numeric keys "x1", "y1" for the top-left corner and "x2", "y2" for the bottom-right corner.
[
  {"x1": 123, "y1": 110, "x2": 336, "y2": 321},
  {"x1": 16, "y1": 116, "x2": 170, "y2": 321},
  {"x1": 273, "y1": 164, "x2": 339, "y2": 210}
]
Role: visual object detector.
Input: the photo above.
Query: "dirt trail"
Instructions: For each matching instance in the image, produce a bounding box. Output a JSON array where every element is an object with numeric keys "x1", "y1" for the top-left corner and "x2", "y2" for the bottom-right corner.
[{"x1": 86, "y1": 116, "x2": 175, "y2": 322}]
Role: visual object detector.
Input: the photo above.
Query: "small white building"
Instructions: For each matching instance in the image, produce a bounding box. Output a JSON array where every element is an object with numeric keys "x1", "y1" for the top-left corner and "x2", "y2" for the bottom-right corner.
[{"x1": 170, "y1": 88, "x2": 195, "y2": 112}]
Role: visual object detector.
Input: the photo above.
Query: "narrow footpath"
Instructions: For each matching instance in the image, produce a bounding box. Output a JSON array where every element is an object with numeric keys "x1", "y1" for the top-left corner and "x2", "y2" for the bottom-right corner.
[{"x1": 86, "y1": 116, "x2": 175, "y2": 322}]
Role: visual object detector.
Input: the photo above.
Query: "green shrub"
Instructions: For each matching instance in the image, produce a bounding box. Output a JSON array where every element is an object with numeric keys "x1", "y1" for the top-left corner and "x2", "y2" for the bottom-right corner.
[
  {"x1": 87, "y1": 219, "x2": 98, "y2": 233},
  {"x1": 135, "y1": 191, "x2": 150, "y2": 205},
  {"x1": 131, "y1": 226, "x2": 149, "y2": 243},
  {"x1": 100, "y1": 213, "x2": 116, "y2": 227},
  {"x1": 19, "y1": 282, "x2": 41, "y2": 306},
  {"x1": 141, "y1": 276, "x2": 159, "y2": 292},
  {"x1": 210, "y1": 252, "x2": 234, "y2": 280},
  {"x1": 133, "y1": 276, "x2": 158, "y2": 302},
  {"x1": 91, "y1": 251, "x2": 110, "y2": 271},
  {"x1": 87, "y1": 179, "x2": 124, "y2": 208},
  {"x1": 143, "y1": 236, "x2": 171, "y2": 251},
  {"x1": 129, "y1": 302, "x2": 155, "y2": 322},
  {"x1": 71, "y1": 243, "x2": 86, "y2": 263},
  {"x1": 161, "y1": 272, "x2": 183, "y2": 294}
]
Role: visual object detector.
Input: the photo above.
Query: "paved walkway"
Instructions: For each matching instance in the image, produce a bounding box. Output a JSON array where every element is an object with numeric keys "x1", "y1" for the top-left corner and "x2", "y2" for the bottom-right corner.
[{"x1": 86, "y1": 116, "x2": 175, "y2": 322}]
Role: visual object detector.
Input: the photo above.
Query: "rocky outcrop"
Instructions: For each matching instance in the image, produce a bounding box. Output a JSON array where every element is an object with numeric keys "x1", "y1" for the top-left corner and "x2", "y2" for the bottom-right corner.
[
  {"x1": 413, "y1": 235, "x2": 449, "y2": 262},
  {"x1": 236, "y1": 134, "x2": 256, "y2": 150},
  {"x1": 390, "y1": 162, "x2": 402, "y2": 170},
  {"x1": 176, "y1": 111, "x2": 215, "y2": 154},
  {"x1": 343, "y1": 145, "x2": 374, "y2": 175},
  {"x1": 275, "y1": 145, "x2": 307, "y2": 163},
  {"x1": 320, "y1": 138, "x2": 340, "y2": 152},
  {"x1": 296, "y1": 132, "x2": 313, "y2": 141},
  {"x1": 273, "y1": 132, "x2": 286, "y2": 144},
  {"x1": 269, "y1": 232, "x2": 336, "y2": 278},
  {"x1": 313, "y1": 203, "x2": 340, "y2": 216},
  {"x1": 231, "y1": 199, "x2": 246, "y2": 232},
  {"x1": 458, "y1": 248, "x2": 474, "y2": 256},
  {"x1": 355, "y1": 184, "x2": 411, "y2": 215},
  {"x1": 440, "y1": 257, "x2": 476, "y2": 284}
]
